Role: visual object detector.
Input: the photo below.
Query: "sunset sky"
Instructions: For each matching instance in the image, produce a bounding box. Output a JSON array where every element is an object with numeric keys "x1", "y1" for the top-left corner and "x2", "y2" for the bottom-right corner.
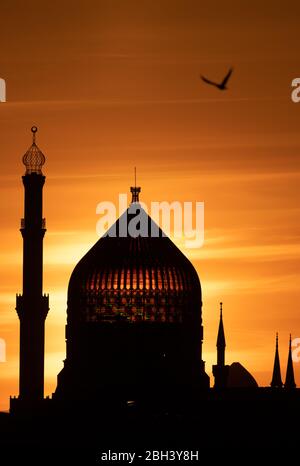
[{"x1": 0, "y1": 0, "x2": 300, "y2": 410}]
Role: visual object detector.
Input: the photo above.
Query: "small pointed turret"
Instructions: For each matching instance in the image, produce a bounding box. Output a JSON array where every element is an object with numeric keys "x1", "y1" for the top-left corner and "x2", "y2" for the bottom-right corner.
[
  {"x1": 217, "y1": 302, "x2": 226, "y2": 366},
  {"x1": 271, "y1": 333, "x2": 283, "y2": 388},
  {"x1": 213, "y1": 302, "x2": 230, "y2": 389},
  {"x1": 284, "y1": 334, "x2": 296, "y2": 389}
]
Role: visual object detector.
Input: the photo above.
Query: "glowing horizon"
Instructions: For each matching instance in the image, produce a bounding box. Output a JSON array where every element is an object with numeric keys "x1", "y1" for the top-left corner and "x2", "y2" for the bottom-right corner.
[{"x1": 1, "y1": 0, "x2": 300, "y2": 411}]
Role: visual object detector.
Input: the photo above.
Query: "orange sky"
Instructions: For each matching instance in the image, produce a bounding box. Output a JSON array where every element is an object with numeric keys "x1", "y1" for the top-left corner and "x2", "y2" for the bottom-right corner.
[{"x1": 0, "y1": 0, "x2": 300, "y2": 411}]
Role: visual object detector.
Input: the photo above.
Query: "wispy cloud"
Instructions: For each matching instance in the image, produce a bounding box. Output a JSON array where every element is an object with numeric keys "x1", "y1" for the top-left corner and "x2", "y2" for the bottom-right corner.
[{"x1": 2, "y1": 96, "x2": 284, "y2": 108}]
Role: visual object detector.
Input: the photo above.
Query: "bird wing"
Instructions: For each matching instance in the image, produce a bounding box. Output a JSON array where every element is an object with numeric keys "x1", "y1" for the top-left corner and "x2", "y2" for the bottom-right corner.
[
  {"x1": 221, "y1": 68, "x2": 233, "y2": 86},
  {"x1": 201, "y1": 75, "x2": 218, "y2": 87}
]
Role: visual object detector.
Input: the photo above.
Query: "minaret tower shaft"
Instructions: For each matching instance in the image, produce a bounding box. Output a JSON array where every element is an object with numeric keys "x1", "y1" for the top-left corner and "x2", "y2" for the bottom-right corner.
[{"x1": 16, "y1": 127, "x2": 49, "y2": 401}]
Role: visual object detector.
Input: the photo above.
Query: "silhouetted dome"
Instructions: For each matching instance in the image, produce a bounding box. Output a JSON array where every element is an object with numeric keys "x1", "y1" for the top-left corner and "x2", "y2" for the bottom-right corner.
[
  {"x1": 227, "y1": 362, "x2": 258, "y2": 388},
  {"x1": 67, "y1": 204, "x2": 202, "y2": 325}
]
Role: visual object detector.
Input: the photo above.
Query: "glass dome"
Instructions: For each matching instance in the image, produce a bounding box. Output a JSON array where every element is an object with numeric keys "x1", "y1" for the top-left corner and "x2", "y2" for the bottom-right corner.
[{"x1": 67, "y1": 205, "x2": 202, "y2": 325}]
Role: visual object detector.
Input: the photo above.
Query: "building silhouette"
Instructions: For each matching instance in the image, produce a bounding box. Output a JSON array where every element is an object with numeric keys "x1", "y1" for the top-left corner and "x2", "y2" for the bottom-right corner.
[
  {"x1": 212, "y1": 303, "x2": 258, "y2": 388},
  {"x1": 54, "y1": 186, "x2": 210, "y2": 402},
  {"x1": 14, "y1": 127, "x2": 49, "y2": 406},
  {"x1": 9, "y1": 128, "x2": 297, "y2": 416}
]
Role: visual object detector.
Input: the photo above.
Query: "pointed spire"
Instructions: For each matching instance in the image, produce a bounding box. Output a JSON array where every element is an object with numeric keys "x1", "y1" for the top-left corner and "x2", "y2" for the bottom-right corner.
[
  {"x1": 271, "y1": 333, "x2": 283, "y2": 388},
  {"x1": 217, "y1": 302, "x2": 226, "y2": 366},
  {"x1": 217, "y1": 302, "x2": 226, "y2": 348},
  {"x1": 32, "y1": 125, "x2": 37, "y2": 143},
  {"x1": 130, "y1": 167, "x2": 141, "y2": 203},
  {"x1": 22, "y1": 126, "x2": 46, "y2": 175},
  {"x1": 284, "y1": 334, "x2": 296, "y2": 389}
]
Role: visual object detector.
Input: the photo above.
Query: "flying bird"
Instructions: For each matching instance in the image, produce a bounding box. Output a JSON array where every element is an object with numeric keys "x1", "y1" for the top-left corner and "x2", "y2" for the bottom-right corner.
[{"x1": 201, "y1": 68, "x2": 233, "y2": 90}]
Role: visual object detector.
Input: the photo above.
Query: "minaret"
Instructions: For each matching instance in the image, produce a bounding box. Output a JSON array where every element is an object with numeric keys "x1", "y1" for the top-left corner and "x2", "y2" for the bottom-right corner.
[
  {"x1": 15, "y1": 127, "x2": 49, "y2": 404},
  {"x1": 270, "y1": 333, "x2": 283, "y2": 388},
  {"x1": 213, "y1": 302, "x2": 230, "y2": 388},
  {"x1": 284, "y1": 334, "x2": 296, "y2": 389}
]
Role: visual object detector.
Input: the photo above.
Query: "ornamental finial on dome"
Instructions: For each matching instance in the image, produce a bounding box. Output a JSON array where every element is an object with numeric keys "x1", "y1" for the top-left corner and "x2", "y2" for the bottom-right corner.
[
  {"x1": 22, "y1": 126, "x2": 46, "y2": 175},
  {"x1": 130, "y1": 166, "x2": 141, "y2": 203}
]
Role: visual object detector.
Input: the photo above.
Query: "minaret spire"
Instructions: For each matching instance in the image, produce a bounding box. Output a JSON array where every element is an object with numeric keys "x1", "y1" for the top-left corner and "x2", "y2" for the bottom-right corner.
[
  {"x1": 270, "y1": 333, "x2": 283, "y2": 388},
  {"x1": 284, "y1": 334, "x2": 296, "y2": 389},
  {"x1": 217, "y1": 302, "x2": 226, "y2": 365},
  {"x1": 130, "y1": 166, "x2": 141, "y2": 203},
  {"x1": 213, "y1": 301, "x2": 229, "y2": 388},
  {"x1": 12, "y1": 126, "x2": 49, "y2": 410}
]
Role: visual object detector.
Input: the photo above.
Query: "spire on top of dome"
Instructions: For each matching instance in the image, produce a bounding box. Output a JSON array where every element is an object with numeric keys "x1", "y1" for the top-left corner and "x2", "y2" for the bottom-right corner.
[
  {"x1": 130, "y1": 166, "x2": 141, "y2": 203},
  {"x1": 22, "y1": 126, "x2": 46, "y2": 175}
]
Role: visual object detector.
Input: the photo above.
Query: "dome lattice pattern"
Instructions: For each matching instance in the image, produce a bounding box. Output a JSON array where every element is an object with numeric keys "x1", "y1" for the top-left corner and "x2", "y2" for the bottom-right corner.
[
  {"x1": 68, "y1": 207, "x2": 202, "y2": 325},
  {"x1": 22, "y1": 126, "x2": 45, "y2": 174}
]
